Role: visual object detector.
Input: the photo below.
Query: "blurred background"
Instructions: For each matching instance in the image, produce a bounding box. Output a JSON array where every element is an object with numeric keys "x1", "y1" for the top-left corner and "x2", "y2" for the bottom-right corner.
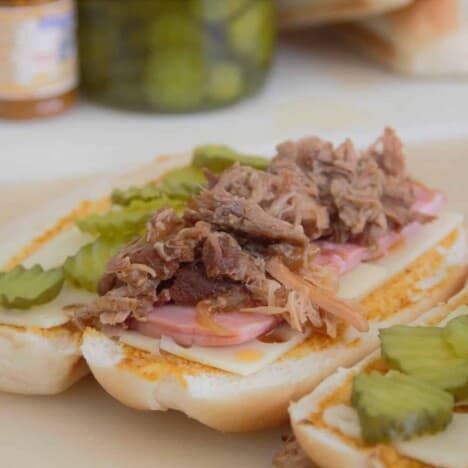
[{"x1": 1, "y1": 0, "x2": 467, "y2": 184}]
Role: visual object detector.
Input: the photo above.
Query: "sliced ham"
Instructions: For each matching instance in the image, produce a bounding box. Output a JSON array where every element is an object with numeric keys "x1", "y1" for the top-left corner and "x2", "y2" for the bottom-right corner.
[
  {"x1": 130, "y1": 305, "x2": 280, "y2": 347},
  {"x1": 132, "y1": 187, "x2": 445, "y2": 348}
]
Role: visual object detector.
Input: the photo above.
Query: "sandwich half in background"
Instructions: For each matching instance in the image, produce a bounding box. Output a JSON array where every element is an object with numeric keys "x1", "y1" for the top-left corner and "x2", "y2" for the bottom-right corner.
[
  {"x1": 276, "y1": 0, "x2": 412, "y2": 28},
  {"x1": 71, "y1": 129, "x2": 467, "y2": 432},
  {"x1": 289, "y1": 285, "x2": 468, "y2": 468},
  {"x1": 335, "y1": 0, "x2": 468, "y2": 76}
]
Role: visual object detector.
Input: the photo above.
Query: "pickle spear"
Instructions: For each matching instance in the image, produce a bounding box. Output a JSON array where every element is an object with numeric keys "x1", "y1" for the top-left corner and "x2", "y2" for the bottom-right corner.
[
  {"x1": 193, "y1": 144, "x2": 269, "y2": 172},
  {"x1": 64, "y1": 237, "x2": 123, "y2": 293},
  {"x1": 352, "y1": 370, "x2": 453, "y2": 444},
  {"x1": 0, "y1": 265, "x2": 64, "y2": 309}
]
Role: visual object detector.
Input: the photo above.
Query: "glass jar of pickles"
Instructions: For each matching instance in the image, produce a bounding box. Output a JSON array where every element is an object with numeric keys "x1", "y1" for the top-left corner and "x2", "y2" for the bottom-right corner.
[{"x1": 77, "y1": 0, "x2": 276, "y2": 113}]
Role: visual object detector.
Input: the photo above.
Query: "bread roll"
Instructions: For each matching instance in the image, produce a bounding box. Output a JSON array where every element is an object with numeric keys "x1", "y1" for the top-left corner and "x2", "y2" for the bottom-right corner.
[
  {"x1": 335, "y1": 0, "x2": 468, "y2": 75},
  {"x1": 277, "y1": 0, "x2": 412, "y2": 28}
]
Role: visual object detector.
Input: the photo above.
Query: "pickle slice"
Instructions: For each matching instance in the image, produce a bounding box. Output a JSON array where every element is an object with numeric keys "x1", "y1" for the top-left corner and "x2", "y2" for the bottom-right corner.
[
  {"x1": 193, "y1": 144, "x2": 269, "y2": 173},
  {"x1": 159, "y1": 166, "x2": 207, "y2": 197},
  {"x1": 144, "y1": 49, "x2": 206, "y2": 111},
  {"x1": 76, "y1": 198, "x2": 183, "y2": 239},
  {"x1": 351, "y1": 370, "x2": 453, "y2": 444},
  {"x1": 443, "y1": 312, "x2": 468, "y2": 358},
  {"x1": 228, "y1": 0, "x2": 275, "y2": 67},
  {"x1": 381, "y1": 325, "x2": 468, "y2": 400},
  {"x1": 0, "y1": 265, "x2": 64, "y2": 309},
  {"x1": 64, "y1": 238, "x2": 123, "y2": 292},
  {"x1": 190, "y1": 0, "x2": 251, "y2": 21},
  {"x1": 111, "y1": 184, "x2": 163, "y2": 206},
  {"x1": 207, "y1": 62, "x2": 244, "y2": 104}
]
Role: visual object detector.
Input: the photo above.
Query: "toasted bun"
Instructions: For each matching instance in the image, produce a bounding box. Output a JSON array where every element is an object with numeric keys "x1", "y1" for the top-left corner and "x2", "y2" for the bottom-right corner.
[
  {"x1": 277, "y1": 0, "x2": 411, "y2": 28},
  {"x1": 289, "y1": 285, "x2": 468, "y2": 468},
  {"x1": 0, "y1": 325, "x2": 87, "y2": 395},
  {"x1": 335, "y1": 0, "x2": 468, "y2": 76},
  {"x1": 81, "y1": 261, "x2": 467, "y2": 432}
]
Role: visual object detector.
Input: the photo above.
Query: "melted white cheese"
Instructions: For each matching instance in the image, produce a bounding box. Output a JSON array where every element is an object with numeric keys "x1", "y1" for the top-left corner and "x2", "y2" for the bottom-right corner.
[
  {"x1": 23, "y1": 226, "x2": 94, "y2": 269},
  {"x1": 322, "y1": 404, "x2": 361, "y2": 440},
  {"x1": 159, "y1": 324, "x2": 310, "y2": 375},
  {"x1": 0, "y1": 284, "x2": 95, "y2": 328},
  {"x1": 337, "y1": 213, "x2": 463, "y2": 300},
  {"x1": 338, "y1": 264, "x2": 388, "y2": 300},
  {"x1": 374, "y1": 212, "x2": 463, "y2": 276},
  {"x1": 394, "y1": 414, "x2": 468, "y2": 468},
  {"x1": 119, "y1": 331, "x2": 160, "y2": 355}
]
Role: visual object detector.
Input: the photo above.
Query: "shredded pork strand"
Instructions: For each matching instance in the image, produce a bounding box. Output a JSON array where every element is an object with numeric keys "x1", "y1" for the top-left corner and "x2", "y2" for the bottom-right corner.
[{"x1": 73, "y1": 128, "x2": 425, "y2": 337}]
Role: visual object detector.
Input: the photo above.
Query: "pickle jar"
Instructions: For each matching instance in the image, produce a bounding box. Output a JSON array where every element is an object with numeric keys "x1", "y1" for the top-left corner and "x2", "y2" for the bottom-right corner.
[{"x1": 77, "y1": 0, "x2": 276, "y2": 112}]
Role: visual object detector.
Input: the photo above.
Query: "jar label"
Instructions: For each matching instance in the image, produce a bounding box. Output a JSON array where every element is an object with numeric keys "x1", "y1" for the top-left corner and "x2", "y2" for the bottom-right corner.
[{"x1": 0, "y1": 0, "x2": 78, "y2": 100}]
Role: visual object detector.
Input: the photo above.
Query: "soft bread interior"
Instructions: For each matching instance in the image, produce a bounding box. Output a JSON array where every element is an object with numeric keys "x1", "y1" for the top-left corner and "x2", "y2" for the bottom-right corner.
[
  {"x1": 277, "y1": 0, "x2": 412, "y2": 28},
  {"x1": 335, "y1": 0, "x2": 468, "y2": 75},
  {"x1": 81, "y1": 231, "x2": 468, "y2": 432},
  {"x1": 0, "y1": 325, "x2": 87, "y2": 395},
  {"x1": 290, "y1": 286, "x2": 468, "y2": 468}
]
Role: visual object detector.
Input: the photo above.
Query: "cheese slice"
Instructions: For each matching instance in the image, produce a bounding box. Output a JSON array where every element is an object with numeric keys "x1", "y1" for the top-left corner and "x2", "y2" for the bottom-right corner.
[
  {"x1": 159, "y1": 324, "x2": 310, "y2": 375},
  {"x1": 23, "y1": 226, "x2": 94, "y2": 270},
  {"x1": 374, "y1": 212, "x2": 463, "y2": 276},
  {"x1": 119, "y1": 330, "x2": 161, "y2": 354},
  {"x1": 0, "y1": 284, "x2": 95, "y2": 329},
  {"x1": 338, "y1": 264, "x2": 388, "y2": 300},
  {"x1": 338, "y1": 212, "x2": 463, "y2": 301},
  {"x1": 395, "y1": 413, "x2": 468, "y2": 468}
]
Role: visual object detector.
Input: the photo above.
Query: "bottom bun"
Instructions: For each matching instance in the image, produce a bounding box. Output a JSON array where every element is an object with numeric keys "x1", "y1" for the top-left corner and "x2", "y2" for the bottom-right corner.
[
  {"x1": 290, "y1": 285, "x2": 468, "y2": 468},
  {"x1": 81, "y1": 263, "x2": 467, "y2": 433},
  {"x1": 0, "y1": 324, "x2": 88, "y2": 395}
]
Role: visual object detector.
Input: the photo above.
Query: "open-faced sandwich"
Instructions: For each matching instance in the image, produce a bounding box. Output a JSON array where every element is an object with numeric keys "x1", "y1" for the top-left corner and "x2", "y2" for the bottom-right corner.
[
  {"x1": 0, "y1": 129, "x2": 466, "y2": 428},
  {"x1": 289, "y1": 285, "x2": 468, "y2": 467},
  {"x1": 68, "y1": 128, "x2": 465, "y2": 431}
]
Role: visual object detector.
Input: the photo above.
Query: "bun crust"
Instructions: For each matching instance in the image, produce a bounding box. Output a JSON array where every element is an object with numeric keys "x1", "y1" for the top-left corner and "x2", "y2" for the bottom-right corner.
[
  {"x1": 335, "y1": 0, "x2": 468, "y2": 76},
  {"x1": 290, "y1": 285, "x2": 468, "y2": 467},
  {"x1": 81, "y1": 263, "x2": 468, "y2": 432},
  {"x1": 0, "y1": 325, "x2": 87, "y2": 395},
  {"x1": 277, "y1": 0, "x2": 411, "y2": 28}
]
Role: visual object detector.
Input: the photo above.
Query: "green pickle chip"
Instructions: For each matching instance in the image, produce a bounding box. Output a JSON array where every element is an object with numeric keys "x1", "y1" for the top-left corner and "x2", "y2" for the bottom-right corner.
[
  {"x1": 352, "y1": 370, "x2": 454, "y2": 444},
  {"x1": 147, "y1": 12, "x2": 202, "y2": 49},
  {"x1": 443, "y1": 310, "x2": 468, "y2": 358},
  {"x1": 111, "y1": 184, "x2": 164, "y2": 206},
  {"x1": 159, "y1": 165, "x2": 207, "y2": 197},
  {"x1": 193, "y1": 144, "x2": 269, "y2": 172},
  {"x1": 190, "y1": 0, "x2": 251, "y2": 21},
  {"x1": 206, "y1": 62, "x2": 244, "y2": 104},
  {"x1": 76, "y1": 198, "x2": 184, "y2": 239},
  {"x1": 228, "y1": 0, "x2": 275, "y2": 67},
  {"x1": 144, "y1": 49, "x2": 206, "y2": 111},
  {"x1": 381, "y1": 324, "x2": 468, "y2": 400},
  {"x1": 0, "y1": 265, "x2": 64, "y2": 309},
  {"x1": 64, "y1": 238, "x2": 123, "y2": 293}
]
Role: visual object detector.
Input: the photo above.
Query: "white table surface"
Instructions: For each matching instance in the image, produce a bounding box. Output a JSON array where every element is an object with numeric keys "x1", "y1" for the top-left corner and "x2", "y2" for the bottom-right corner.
[{"x1": 2, "y1": 30, "x2": 468, "y2": 183}]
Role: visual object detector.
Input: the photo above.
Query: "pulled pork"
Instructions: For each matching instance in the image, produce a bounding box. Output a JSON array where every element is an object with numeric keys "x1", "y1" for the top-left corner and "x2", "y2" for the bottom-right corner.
[{"x1": 74, "y1": 129, "x2": 423, "y2": 336}]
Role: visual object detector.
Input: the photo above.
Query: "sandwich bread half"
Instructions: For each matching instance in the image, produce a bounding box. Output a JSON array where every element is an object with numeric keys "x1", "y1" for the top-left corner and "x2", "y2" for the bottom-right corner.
[
  {"x1": 336, "y1": 0, "x2": 468, "y2": 76},
  {"x1": 290, "y1": 285, "x2": 468, "y2": 468},
  {"x1": 277, "y1": 0, "x2": 412, "y2": 28}
]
